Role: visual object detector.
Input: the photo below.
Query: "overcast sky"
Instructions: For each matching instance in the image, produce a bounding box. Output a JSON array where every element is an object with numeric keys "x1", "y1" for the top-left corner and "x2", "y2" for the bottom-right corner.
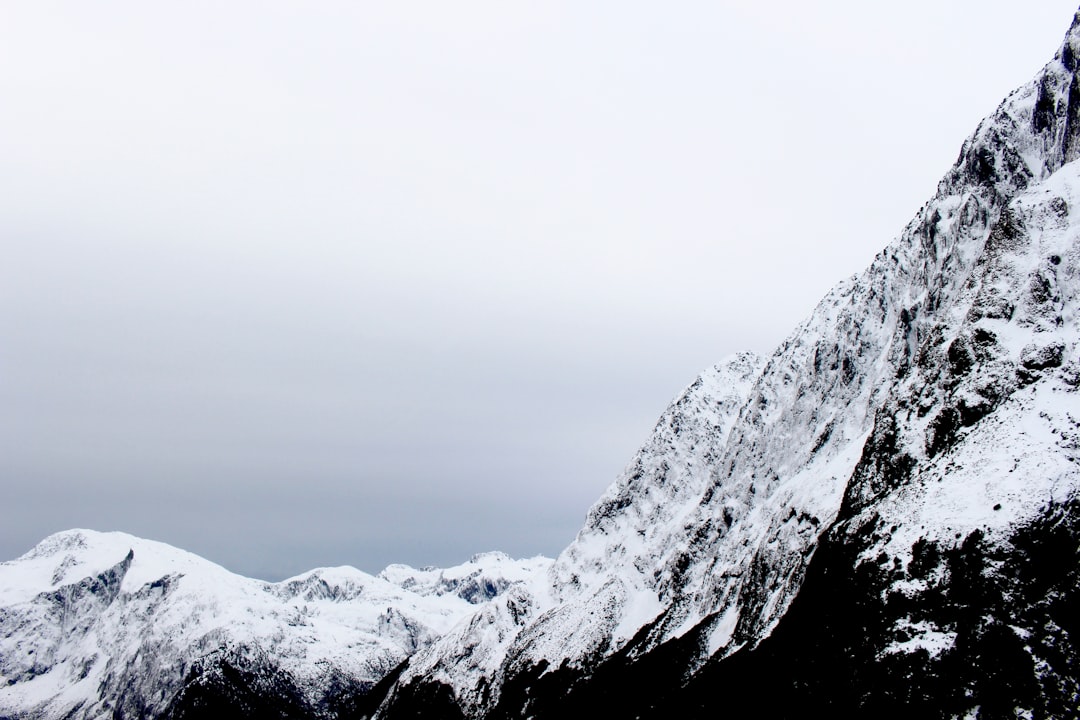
[{"x1": 2, "y1": 2, "x2": 1078, "y2": 580}]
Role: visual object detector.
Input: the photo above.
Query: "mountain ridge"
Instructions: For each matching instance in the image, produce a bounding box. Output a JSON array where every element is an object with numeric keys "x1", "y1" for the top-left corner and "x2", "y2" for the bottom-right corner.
[
  {"x1": 373, "y1": 8, "x2": 1080, "y2": 718},
  {"x1": 0, "y1": 528, "x2": 549, "y2": 719}
]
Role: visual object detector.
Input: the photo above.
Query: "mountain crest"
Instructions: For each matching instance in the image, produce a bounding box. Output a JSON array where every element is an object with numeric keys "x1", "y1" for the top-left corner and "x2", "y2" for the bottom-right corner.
[{"x1": 373, "y1": 9, "x2": 1080, "y2": 718}]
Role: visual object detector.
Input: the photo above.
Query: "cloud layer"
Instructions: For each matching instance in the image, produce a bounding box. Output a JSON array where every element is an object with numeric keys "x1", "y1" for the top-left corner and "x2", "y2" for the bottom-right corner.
[{"x1": 2, "y1": 1, "x2": 1076, "y2": 579}]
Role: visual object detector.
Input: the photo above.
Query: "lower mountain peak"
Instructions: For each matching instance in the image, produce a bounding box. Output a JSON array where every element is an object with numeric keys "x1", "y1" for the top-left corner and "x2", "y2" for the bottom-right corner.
[{"x1": 0, "y1": 530, "x2": 545, "y2": 720}]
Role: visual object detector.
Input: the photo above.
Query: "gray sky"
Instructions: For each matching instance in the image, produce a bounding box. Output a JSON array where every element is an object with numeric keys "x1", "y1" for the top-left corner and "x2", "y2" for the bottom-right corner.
[{"x1": 2, "y1": 2, "x2": 1077, "y2": 580}]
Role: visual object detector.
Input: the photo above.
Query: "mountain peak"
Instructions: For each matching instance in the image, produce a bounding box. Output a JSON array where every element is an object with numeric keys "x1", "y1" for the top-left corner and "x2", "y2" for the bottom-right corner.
[
  {"x1": 375, "y1": 8, "x2": 1080, "y2": 717},
  {"x1": 1059, "y1": 10, "x2": 1080, "y2": 70}
]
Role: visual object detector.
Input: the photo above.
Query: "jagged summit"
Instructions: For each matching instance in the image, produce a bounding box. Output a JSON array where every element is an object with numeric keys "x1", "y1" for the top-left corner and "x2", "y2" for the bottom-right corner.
[
  {"x1": 377, "y1": 552, "x2": 551, "y2": 605},
  {"x1": 374, "y1": 9, "x2": 1080, "y2": 718}
]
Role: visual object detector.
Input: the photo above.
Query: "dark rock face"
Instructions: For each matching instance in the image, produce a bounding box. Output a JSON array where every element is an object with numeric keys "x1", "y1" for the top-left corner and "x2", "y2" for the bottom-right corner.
[
  {"x1": 160, "y1": 646, "x2": 389, "y2": 720},
  {"x1": 161, "y1": 651, "x2": 315, "y2": 720},
  {"x1": 392, "y1": 499, "x2": 1076, "y2": 720},
  {"x1": 686, "y1": 498, "x2": 1080, "y2": 719}
]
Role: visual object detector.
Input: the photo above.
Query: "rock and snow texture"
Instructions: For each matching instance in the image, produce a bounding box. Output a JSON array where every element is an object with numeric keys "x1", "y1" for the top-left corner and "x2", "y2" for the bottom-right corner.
[
  {"x1": 376, "y1": 10, "x2": 1080, "y2": 718},
  {"x1": 379, "y1": 352, "x2": 765, "y2": 710},
  {"x1": 809, "y1": 153, "x2": 1080, "y2": 717},
  {"x1": 0, "y1": 530, "x2": 548, "y2": 720},
  {"x1": 509, "y1": 353, "x2": 774, "y2": 665},
  {"x1": 657, "y1": 110, "x2": 1080, "y2": 720},
  {"x1": 844, "y1": 158, "x2": 1080, "y2": 561},
  {"x1": 378, "y1": 552, "x2": 551, "y2": 606}
]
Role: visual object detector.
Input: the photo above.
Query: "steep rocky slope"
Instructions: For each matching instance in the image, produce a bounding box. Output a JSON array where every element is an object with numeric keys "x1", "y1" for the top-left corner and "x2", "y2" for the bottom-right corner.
[
  {"x1": 447, "y1": 141, "x2": 1080, "y2": 720},
  {"x1": 375, "y1": 353, "x2": 764, "y2": 713},
  {"x1": 374, "y1": 10, "x2": 1080, "y2": 719}
]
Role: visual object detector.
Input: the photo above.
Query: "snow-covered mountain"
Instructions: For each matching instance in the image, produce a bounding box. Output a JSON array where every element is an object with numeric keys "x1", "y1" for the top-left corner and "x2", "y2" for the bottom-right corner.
[
  {"x1": 373, "y1": 9, "x2": 1080, "y2": 719},
  {"x1": 0, "y1": 530, "x2": 549, "y2": 719},
  {"x1": 7, "y1": 7, "x2": 1080, "y2": 720},
  {"x1": 374, "y1": 351, "x2": 765, "y2": 714},
  {"x1": 378, "y1": 552, "x2": 549, "y2": 607}
]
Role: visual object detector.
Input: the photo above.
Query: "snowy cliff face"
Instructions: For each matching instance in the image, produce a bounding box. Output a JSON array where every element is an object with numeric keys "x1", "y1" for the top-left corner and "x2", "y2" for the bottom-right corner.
[
  {"x1": 375, "y1": 353, "x2": 763, "y2": 713},
  {"x1": 805, "y1": 161, "x2": 1080, "y2": 718},
  {"x1": 570, "y1": 166, "x2": 1080, "y2": 715},
  {"x1": 376, "y1": 11, "x2": 1080, "y2": 719},
  {"x1": 0, "y1": 530, "x2": 548, "y2": 720}
]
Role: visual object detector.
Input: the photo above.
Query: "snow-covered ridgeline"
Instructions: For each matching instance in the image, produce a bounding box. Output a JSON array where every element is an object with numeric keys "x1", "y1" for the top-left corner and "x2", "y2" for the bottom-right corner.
[
  {"x1": 647, "y1": 12, "x2": 1080, "y2": 658},
  {"x1": 559, "y1": 7, "x2": 1080, "y2": 655},
  {"x1": 381, "y1": 353, "x2": 764, "y2": 707},
  {"x1": 838, "y1": 148, "x2": 1080, "y2": 652},
  {"x1": 378, "y1": 552, "x2": 551, "y2": 606},
  {"x1": 0, "y1": 529, "x2": 548, "y2": 720},
  {"x1": 380, "y1": 12, "x2": 1080, "y2": 715}
]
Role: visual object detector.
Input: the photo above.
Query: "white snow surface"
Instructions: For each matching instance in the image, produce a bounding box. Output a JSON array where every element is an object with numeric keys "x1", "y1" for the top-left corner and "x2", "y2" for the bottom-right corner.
[{"x1": 0, "y1": 529, "x2": 547, "y2": 720}]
